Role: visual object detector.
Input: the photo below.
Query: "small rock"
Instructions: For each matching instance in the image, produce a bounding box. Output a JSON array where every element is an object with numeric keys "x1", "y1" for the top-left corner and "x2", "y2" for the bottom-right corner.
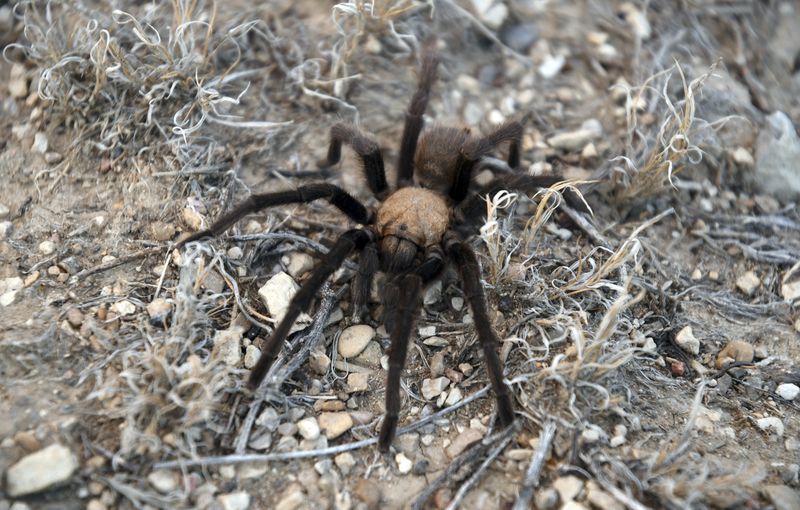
[
  {"x1": 547, "y1": 119, "x2": 603, "y2": 151},
  {"x1": 753, "y1": 111, "x2": 800, "y2": 202},
  {"x1": 500, "y1": 22, "x2": 539, "y2": 53},
  {"x1": 309, "y1": 350, "x2": 331, "y2": 374},
  {"x1": 259, "y1": 272, "x2": 310, "y2": 327},
  {"x1": 244, "y1": 345, "x2": 261, "y2": 369},
  {"x1": 354, "y1": 479, "x2": 381, "y2": 507},
  {"x1": 347, "y1": 372, "x2": 369, "y2": 393},
  {"x1": 430, "y1": 351, "x2": 446, "y2": 377},
  {"x1": 212, "y1": 328, "x2": 243, "y2": 367},
  {"x1": 731, "y1": 147, "x2": 754, "y2": 166},
  {"x1": 446, "y1": 428, "x2": 482, "y2": 458},
  {"x1": 445, "y1": 387, "x2": 463, "y2": 406},
  {"x1": 782, "y1": 277, "x2": 800, "y2": 302},
  {"x1": 421, "y1": 377, "x2": 450, "y2": 400},
  {"x1": 217, "y1": 491, "x2": 251, "y2": 510},
  {"x1": 763, "y1": 485, "x2": 800, "y2": 510},
  {"x1": 736, "y1": 271, "x2": 760, "y2": 296},
  {"x1": 146, "y1": 298, "x2": 172, "y2": 327},
  {"x1": 451, "y1": 297, "x2": 464, "y2": 311},
  {"x1": 32, "y1": 132, "x2": 49, "y2": 154},
  {"x1": 38, "y1": 240, "x2": 56, "y2": 255},
  {"x1": 0, "y1": 221, "x2": 12, "y2": 238},
  {"x1": 5, "y1": 444, "x2": 79, "y2": 497},
  {"x1": 338, "y1": 325, "x2": 376, "y2": 358},
  {"x1": 86, "y1": 499, "x2": 106, "y2": 510},
  {"x1": 535, "y1": 488, "x2": 560, "y2": 510},
  {"x1": 0, "y1": 276, "x2": 24, "y2": 307},
  {"x1": 553, "y1": 475, "x2": 584, "y2": 501},
  {"x1": 181, "y1": 207, "x2": 203, "y2": 231},
  {"x1": 757, "y1": 416, "x2": 785, "y2": 436},
  {"x1": 147, "y1": 470, "x2": 180, "y2": 494},
  {"x1": 9, "y1": 64, "x2": 28, "y2": 98},
  {"x1": 610, "y1": 435, "x2": 626, "y2": 447},
  {"x1": 274, "y1": 488, "x2": 304, "y2": 510},
  {"x1": 423, "y1": 280, "x2": 442, "y2": 306},
  {"x1": 149, "y1": 222, "x2": 176, "y2": 242},
  {"x1": 111, "y1": 300, "x2": 136, "y2": 316},
  {"x1": 65, "y1": 307, "x2": 84, "y2": 328},
  {"x1": 581, "y1": 142, "x2": 598, "y2": 161},
  {"x1": 581, "y1": 428, "x2": 601, "y2": 443},
  {"x1": 776, "y1": 383, "x2": 800, "y2": 401},
  {"x1": 334, "y1": 452, "x2": 356, "y2": 475},
  {"x1": 285, "y1": 252, "x2": 315, "y2": 278},
  {"x1": 248, "y1": 431, "x2": 272, "y2": 450},
  {"x1": 418, "y1": 325, "x2": 436, "y2": 338},
  {"x1": 618, "y1": 2, "x2": 651, "y2": 40},
  {"x1": 13, "y1": 431, "x2": 40, "y2": 452},
  {"x1": 675, "y1": 326, "x2": 700, "y2": 355},
  {"x1": 715, "y1": 340, "x2": 754, "y2": 369},
  {"x1": 318, "y1": 412, "x2": 353, "y2": 439},
  {"x1": 227, "y1": 246, "x2": 243, "y2": 259},
  {"x1": 313, "y1": 458, "x2": 332, "y2": 475},
  {"x1": 297, "y1": 417, "x2": 320, "y2": 440},
  {"x1": 670, "y1": 360, "x2": 686, "y2": 377},
  {"x1": 395, "y1": 452, "x2": 413, "y2": 474},
  {"x1": 539, "y1": 54, "x2": 565, "y2": 79},
  {"x1": 423, "y1": 336, "x2": 448, "y2": 347},
  {"x1": 44, "y1": 152, "x2": 63, "y2": 164}
]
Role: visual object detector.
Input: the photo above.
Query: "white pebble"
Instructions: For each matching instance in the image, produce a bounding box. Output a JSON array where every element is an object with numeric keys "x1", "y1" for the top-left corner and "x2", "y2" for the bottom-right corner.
[
  {"x1": 38, "y1": 240, "x2": 56, "y2": 255},
  {"x1": 297, "y1": 417, "x2": 321, "y2": 440},
  {"x1": 757, "y1": 416, "x2": 784, "y2": 436},
  {"x1": 675, "y1": 326, "x2": 700, "y2": 355},
  {"x1": 776, "y1": 383, "x2": 799, "y2": 401},
  {"x1": 395, "y1": 453, "x2": 413, "y2": 474}
]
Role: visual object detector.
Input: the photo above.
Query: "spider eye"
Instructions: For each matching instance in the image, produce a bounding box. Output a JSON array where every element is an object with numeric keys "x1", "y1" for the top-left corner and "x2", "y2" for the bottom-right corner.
[{"x1": 399, "y1": 224, "x2": 408, "y2": 231}]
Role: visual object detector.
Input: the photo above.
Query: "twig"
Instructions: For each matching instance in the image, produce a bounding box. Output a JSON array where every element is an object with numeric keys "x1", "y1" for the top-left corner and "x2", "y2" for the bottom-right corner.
[
  {"x1": 512, "y1": 420, "x2": 557, "y2": 510},
  {"x1": 154, "y1": 382, "x2": 505, "y2": 470},
  {"x1": 560, "y1": 204, "x2": 611, "y2": 249},
  {"x1": 445, "y1": 426, "x2": 517, "y2": 510},
  {"x1": 74, "y1": 247, "x2": 163, "y2": 279}
]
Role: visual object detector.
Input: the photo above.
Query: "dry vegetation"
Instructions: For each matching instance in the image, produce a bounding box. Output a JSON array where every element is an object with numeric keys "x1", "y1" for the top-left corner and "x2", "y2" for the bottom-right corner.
[{"x1": 1, "y1": 1, "x2": 799, "y2": 509}]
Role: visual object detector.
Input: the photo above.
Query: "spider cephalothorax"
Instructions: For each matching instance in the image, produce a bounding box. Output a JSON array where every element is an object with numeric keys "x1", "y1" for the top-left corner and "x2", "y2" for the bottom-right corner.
[{"x1": 179, "y1": 42, "x2": 582, "y2": 452}]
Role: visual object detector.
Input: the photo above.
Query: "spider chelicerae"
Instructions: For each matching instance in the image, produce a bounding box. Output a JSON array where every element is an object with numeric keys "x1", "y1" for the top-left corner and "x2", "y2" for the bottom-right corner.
[{"x1": 180, "y1": 42, "x2": 582, "y2": 452}]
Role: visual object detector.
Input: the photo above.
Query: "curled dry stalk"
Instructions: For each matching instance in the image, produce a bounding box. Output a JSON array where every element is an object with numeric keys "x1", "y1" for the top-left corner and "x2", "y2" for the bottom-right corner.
[{"x1": 611, "y1": 60, "x2": 722, "y2": 201}]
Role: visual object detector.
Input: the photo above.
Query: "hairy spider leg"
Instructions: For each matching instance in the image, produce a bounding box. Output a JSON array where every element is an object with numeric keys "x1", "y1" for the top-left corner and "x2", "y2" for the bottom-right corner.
[
  {"x1": 397, "y1": 42, "x2": 440, "y2": 188},
  {"x1": 449, "y1": 120, "x2": 525, "y2": 203},
  {"x1": 446, "y1": 236, "x2": 515, "y2": 428},
  {"x1": 178, "y1": 183, "x2": 371, "y2": 246},
  {"x1": 317, "y1": 124, "x2": 388, "y2": 198},
  {"x1": 379, "y1": 249, "x2": 445, "y2": 451},
  {"x1": 350, "y1": 242, "x2": 379, "y2": 321},
  {"x1": 248, "y1": 229, "x2": 373, "y2": 388}
]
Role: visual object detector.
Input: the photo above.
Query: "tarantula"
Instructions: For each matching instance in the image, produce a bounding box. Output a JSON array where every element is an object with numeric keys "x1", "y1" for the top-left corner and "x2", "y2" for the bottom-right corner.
[{"x1": 180, "y1": 44, "x2": 581, "y2": 451}]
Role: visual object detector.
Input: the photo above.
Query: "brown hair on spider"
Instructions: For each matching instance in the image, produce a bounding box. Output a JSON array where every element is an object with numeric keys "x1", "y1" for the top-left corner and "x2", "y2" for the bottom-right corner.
[{"x1": 178, "y1": 39, "x2": 585, "y2": 452}]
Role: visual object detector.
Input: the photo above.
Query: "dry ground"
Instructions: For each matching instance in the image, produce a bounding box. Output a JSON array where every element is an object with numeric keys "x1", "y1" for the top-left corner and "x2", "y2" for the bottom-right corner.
[{"x1": 1, "y1": 1, "x2": 799, "y2": 509}]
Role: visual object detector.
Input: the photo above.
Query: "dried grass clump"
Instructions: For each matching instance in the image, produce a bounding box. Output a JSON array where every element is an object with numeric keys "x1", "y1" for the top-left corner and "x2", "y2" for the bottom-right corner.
[
  {"x1": 610, "y1": 61, "x2": 723, "y2": 201},
  {"x1": 81, "y1": 245, "x2": 237, "y2": 461},
  {"x1": 11, "y1": 0, "x2": 285, "y2": 155}
]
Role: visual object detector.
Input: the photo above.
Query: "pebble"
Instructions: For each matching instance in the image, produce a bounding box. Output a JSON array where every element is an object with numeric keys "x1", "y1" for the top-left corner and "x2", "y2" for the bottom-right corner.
[
  {"x1": 0, "y1": 221, "x2": 12, "y2": 238},
  {"x1": 395, "y1": 452, "x2": 413, "y2": 474},
  {"x1": 500, "y1": 22, "x2": 539, "y2": 53},
  {"x1": 675, "y1": 326, "x2": 700, "y2": 355},
  {"x1": 445, "y1": 387, "x2": 463, "y2": 406},
  {"x1": 211, "y1": 327, "x2": 242, "y2": 366},
  {"x1": 243, "y1": 345, "x2": 261, "y2": 369},
  {"x1": 346, "y1": 372, "x2": 369, "y2": 393},
  {"x1": 258, "y1": 272, "x2": 311, "y2": 326},
  {"x1": 318, "y1": 412, "x2": 353, "y2": 439},
  {"x1": 338, "y1": 324, "x2": 376, "y2": 358},
  {"x1": 217, "y1": 491, "x2": 251, "y2": 510},
  {"x1": 618, "y1": 2, "x2": 651, "y2": 40},
  {"x1": 248, "y1": 432, "x2": 272, "y2": 450},
  {"x1": 763, "y1": 485, "x2": 800, "y2": 510},
  {"x1": 553, "y1": 475, "x2": 584, "y2": 501},
  {"x1": 65, "y1": 307, "x2": 84, "y2": 328},
  {"x1": 715, "y1": 340, "x2": 754, "y2": 369},
  {"x1": 0, "y1": 276, "x2": 24, "y2": 307},
  {"x1": 295, "y1": 417, "x2": 320, "y2": 441},
  {"x1": 422, "y1": 336, "x2": 448, "y2": 347},
  {"x1": 285, "y1": 252, "x2": 315, "y2": 278},
  {"x1": 309, "y1": 351, "x2": 331, "y2": 374},
  {"x1": 446, "y1": 428, "x2": 482, "y2": 458},
  {"x1": 423, "y1": 280, "x2": 442, "y2": 305},
  {"x1": 334, "y1": 452, "x2": 356, "y2": 475},
  {"x1": 547, "y1": 119, "x2": 603, "y2": 151},
  {"x1": 146, "y1": 298, "x2": 172, "y2": 327},
  {"x1": 430, "y1": 351, "x2": 446, "y2": 377},
  {"x1": 782, "y1": 278, "x2": 800, "y2": 302},
  {"x1": 277, "y1": 422, "x2": 297, "y2": 437},
  {"x1": 776, "y1": 383, "x2": 799, "y2": 401},
  {"x1": 535, "y1": 488, "x2": 560, "y2": 510},
  {"x1": 421, "y1": 377, "x2": 450, "y2": 400},
  {"x1": 538, "y1": 54, "x2": 565, "y2": 79},
  {"x1": 32, "y1": 132, "x2": 48, "y2": 154},
  {"x1": 38, "y1": 240, "x2": 56, "y2": 255},
  {"x1": 418, "y1": 325, "x2": 436, "y2": 338},
  {"x1": 753, "y1": 111, "x2": 800, "y2": 201},
  {"x1": 111, "y1": 299, "x2": 136, "y2": 316},
  {"x1": 9, "y1": 63, "x2": 27, "y2": 98},
  {"x1": 756, "y1": 416, "x2": 785, "y2": 436},
  {"x1": 581, "y1": 428, "x2": 601, "y2": 444},
  {"x1": 44, "y1": 152, "x2": 63, "y2": 164},
  {"x1": 586, "y1": 485, "x2": 622, "y2": 510},
  {"x1": 275, "y1": 487, "x2": 304, "y2": 510},
  {"x1": 147, "y1": 470, "x2": 180, "y2": 494},
  {"x1": 354, "y1": 479, "x2": 381, "y2": 507},
  {"x1": 13, "y1": 431, "x2": 40, "y2": 451},
  {"x1": 86, "y1": 500, "x2": 106, "y2": 510},
  {"x1": 736, "y1": 271, "x2": 760, "y2": 296},
  {"x1": 181, "y1": 207, "x2": 202, "y2": 230},
  {"x1": 5, "y1": 444, "x2": 79, "y2": 497},
  {"x1": 451, "y1": 297, "x2": 464, "y2": 311}
]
